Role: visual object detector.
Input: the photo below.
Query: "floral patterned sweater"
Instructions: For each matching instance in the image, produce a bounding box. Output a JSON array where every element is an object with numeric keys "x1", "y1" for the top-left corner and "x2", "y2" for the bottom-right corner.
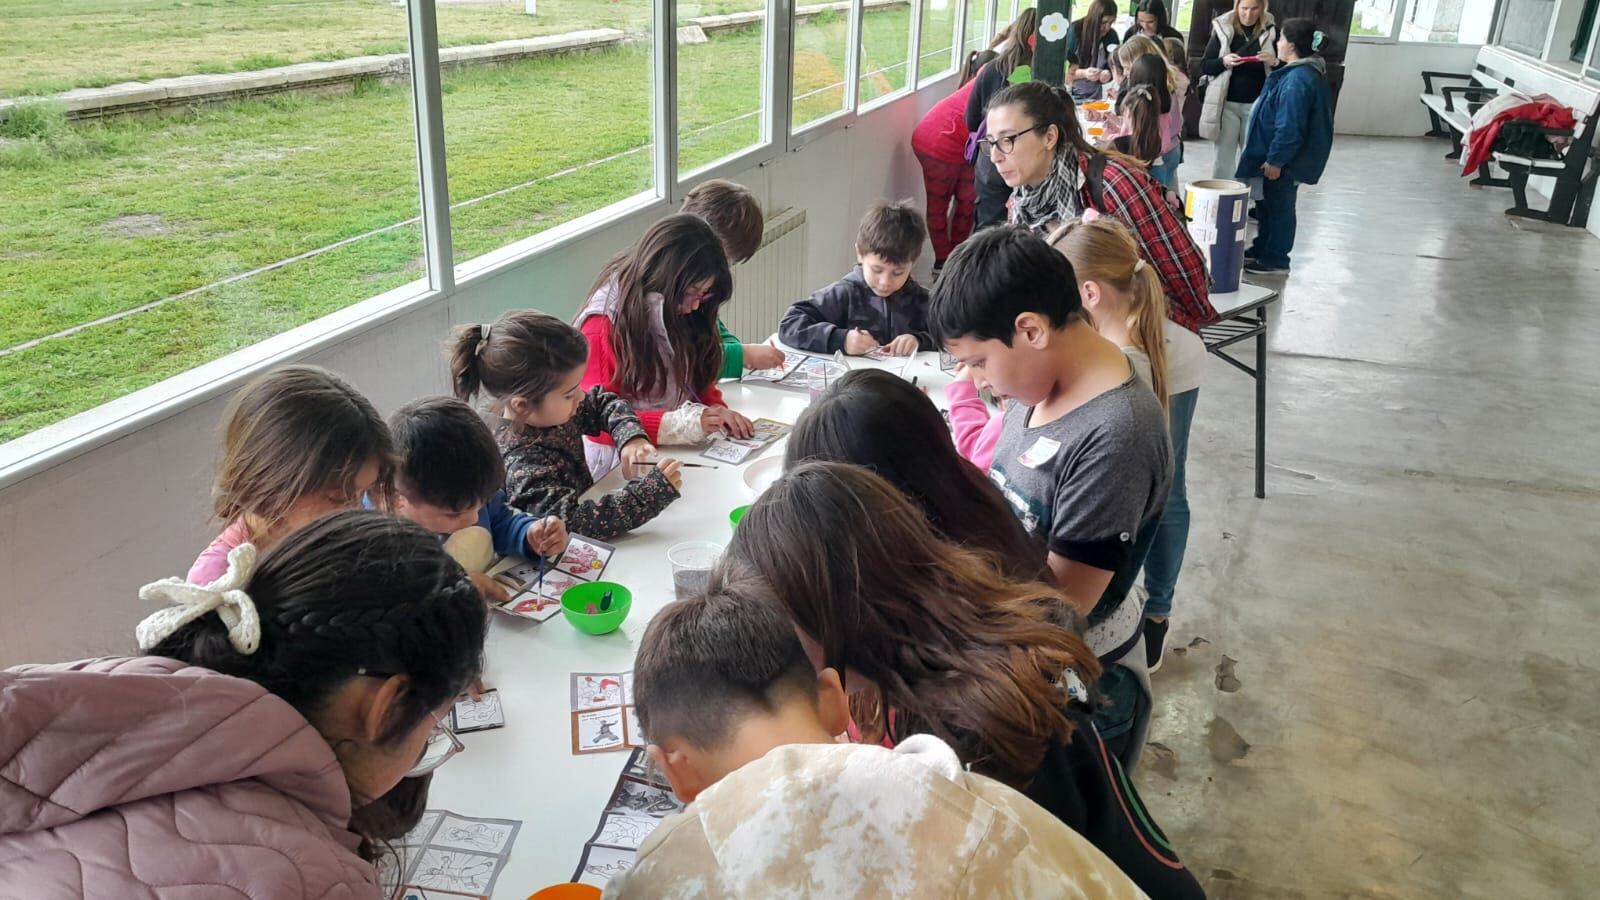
[{"x1": 497, "y1": 387, "x2": 679, "y2": 540}]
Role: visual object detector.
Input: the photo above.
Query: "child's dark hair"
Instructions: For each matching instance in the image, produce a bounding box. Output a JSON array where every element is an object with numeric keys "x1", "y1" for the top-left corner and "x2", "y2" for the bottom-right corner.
[
  {"x1": 214, "y1": 364, "x2": 395, "y2": 530},
  {"x1": 146, "y1": 509, "x2": 487, "y2": 859},
  {"x1": 450, "y1": 310, "x2": 589, "y2": 405},
  {"x1": 681, "y1": 179, "x2": 765, "y2": 265},
  {"x1": 389, "y1": 397, "x2": 504, "y2": 512},
  {"x1": 1281, "y1": 17, "x2": 1326, "y2": 57},
  {"x1": 787, "y1": 369, "x2": 1045, "y2": 581},
  {"x1": 856, "y1": 199, "x2": 927, "y2": 265},
  {"x1": 633, "y1": 565, "x2": 819, "y2": 749},
  {"x1": 586, "y1": 214, "x2": 731, "y2": 402},
  {"x1": 1117, "y1": 56, "x2": 1173, "y2": 163},
  {"x1": 930, "y1": 225, "x2": 1085, "y2": 345},
  {"x1": 1161, "y1": 35, "x2": 1187, "y2": 69}
]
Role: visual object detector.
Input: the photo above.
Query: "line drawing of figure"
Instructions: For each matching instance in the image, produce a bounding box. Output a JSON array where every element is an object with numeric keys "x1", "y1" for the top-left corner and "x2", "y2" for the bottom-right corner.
[
  {"x1": 592, "y1": 718, "x2": 620, "y2": 745},
  {"x1": 456, "y1": 693, "x2": 502, "y2": 727},
  {"x1": 442, "y1": 822, "x2": 503, "y2": 851},
  {"x1": 598, "y1": 816, "x2": 651, "y2": 847},
  {"x1": 585, "y1": 860, "x2": 632, "y2": 880},
  {"x1": 415, "y1": 851, "x2": 495, "y2": 893}
]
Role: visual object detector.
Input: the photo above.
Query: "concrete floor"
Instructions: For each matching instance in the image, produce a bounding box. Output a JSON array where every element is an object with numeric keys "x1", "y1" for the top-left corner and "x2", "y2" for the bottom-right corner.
[{"x1": 1141, "y1": 136, "x2": 1600, "y2": 899}]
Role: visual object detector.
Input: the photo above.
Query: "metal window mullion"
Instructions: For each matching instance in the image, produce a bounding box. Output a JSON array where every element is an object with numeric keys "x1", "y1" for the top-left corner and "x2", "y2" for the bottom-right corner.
[
  {"x1": 909, "y1": 0, "x2": 925, "y2": 88},
  {"x1": 1389, "y1": 0, "x2": 1409, "y2": 41},
  {"x1": 767, "y1": 0, "x2": 792, "y2": 147},
  {"x1": 654, "y1": 0, "x2": 680, "y2": 201},
  {"x1": 405, "y1": 0, "x2": 454, "y2": 293},
  {"x1": 950, "y1": 0, "x2": 969, "y2": 76},
  {"x1": 985, "y1": 0, "x2": 1000, "y2": 44},
  {"x1": 846, "y1": 0, "x2": 865, "y2": 111}
]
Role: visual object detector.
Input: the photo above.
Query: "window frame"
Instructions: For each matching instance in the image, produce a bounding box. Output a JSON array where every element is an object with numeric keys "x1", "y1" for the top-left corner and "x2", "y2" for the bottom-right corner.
[{"x1": 1351, "y1": 0, "x2": 1506, "y2": 44}]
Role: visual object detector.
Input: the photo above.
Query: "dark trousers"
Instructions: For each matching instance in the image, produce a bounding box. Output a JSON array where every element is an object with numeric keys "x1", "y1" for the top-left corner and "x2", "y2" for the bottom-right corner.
[
  {"x1": 915, "y1": 151, "x2": 977, "y2": 263},
  {"x1": 1248, "y1": 175, "x2": 1299, "y2": 268},
  {"x1": 974, "y1": 152, "x2": 1013, "y2": 229}
]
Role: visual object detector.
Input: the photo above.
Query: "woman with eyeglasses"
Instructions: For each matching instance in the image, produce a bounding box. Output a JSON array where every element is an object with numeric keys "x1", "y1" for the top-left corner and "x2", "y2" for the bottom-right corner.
[
  {"x1": 0, "y1": 510, "x2": 486, "y2": 898},
  {"x1": 981, "y1": 80, "x2": 1218, "y2": 332}
]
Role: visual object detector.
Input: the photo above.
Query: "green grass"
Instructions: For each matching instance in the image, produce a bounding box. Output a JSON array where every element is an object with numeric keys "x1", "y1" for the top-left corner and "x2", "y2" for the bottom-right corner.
[{"x1": 0, "y1": 7, "x2": 928, "y2": 441}]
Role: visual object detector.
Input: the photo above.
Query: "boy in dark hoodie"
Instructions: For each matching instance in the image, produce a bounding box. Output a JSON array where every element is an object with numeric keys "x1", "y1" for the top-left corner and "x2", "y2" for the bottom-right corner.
[{"x1": 779, "y1": 200, "x2": 934, "y2": 357}]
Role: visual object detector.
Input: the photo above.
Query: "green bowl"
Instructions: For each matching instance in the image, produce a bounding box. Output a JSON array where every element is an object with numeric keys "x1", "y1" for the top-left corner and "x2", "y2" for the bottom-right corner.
[
  {"x1": 729, "y1": 504, "x2": 751, "y2": 528},
  {"x1": 561, "y1": 581, "x2": 632, "y2": 635}
]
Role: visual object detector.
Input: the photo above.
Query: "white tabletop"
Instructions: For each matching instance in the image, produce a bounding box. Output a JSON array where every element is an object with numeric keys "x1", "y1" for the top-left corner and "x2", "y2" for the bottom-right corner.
[
  {"x1": 426, "y1": 349, "x2": 957, "y2": 895},
  {"x1": 1208, "y1": 282, "x2": 1279, "y2": 320}
]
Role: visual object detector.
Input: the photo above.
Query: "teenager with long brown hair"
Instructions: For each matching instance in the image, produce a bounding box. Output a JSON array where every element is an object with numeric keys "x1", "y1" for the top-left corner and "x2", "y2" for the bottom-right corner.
[
  {"x1": 576, "y1": 214, "x2": 754, "y2": 446},
  {"x1": 785, "y1": 368, "x2": 1044, "y2": 581},
  {"x1": 728, "y1": 461, "x2": 1203, "y2": 899}
]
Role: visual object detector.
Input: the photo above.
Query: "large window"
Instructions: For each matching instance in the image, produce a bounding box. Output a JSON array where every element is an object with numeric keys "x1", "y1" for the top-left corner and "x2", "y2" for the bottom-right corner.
[
  {"x1": 918, "y1": 0, "x2": 962, "y2": 81},
  {"x1": 0, "y1": 0, "x2": 427, "y2": 443},
  {"x1": 793, "y1": 1, "x2": 855, "y2": 128},
  {"x1": 678, "y1": 0, "x2": 771, "y2": 175},
  {"x1": 860, "y1": 1, "x2": 917, "y2": 104},
  {"x1": 963, "y1": 0, "x2": 990, "y2": 60},
  {"x1": 1355, "y1": 0, "x2": 1498, "y2": 41}
]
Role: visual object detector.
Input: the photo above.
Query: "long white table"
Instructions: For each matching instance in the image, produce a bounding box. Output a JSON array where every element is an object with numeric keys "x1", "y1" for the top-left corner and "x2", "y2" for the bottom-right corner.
[{"x1": 426, "y1": 350, "x2": 957, "y2": 896}]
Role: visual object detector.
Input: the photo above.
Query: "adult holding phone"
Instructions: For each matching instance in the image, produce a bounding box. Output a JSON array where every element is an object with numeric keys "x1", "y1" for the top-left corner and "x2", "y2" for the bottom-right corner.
[{"x1": 1200, "y1": 0, "x2": 1279, "y2": 179}]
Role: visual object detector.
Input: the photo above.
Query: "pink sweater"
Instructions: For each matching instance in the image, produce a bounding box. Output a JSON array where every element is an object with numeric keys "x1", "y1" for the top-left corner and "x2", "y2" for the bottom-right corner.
[
  {"x1": 188, "y1": 518, "x2": 250, "y2": 584},
  {"x1": 0, "y1": 657, "x2": 381, "y2": 899},
  {"x1": 945, "y1": 380, "x2": 1005, "y2": 472}
]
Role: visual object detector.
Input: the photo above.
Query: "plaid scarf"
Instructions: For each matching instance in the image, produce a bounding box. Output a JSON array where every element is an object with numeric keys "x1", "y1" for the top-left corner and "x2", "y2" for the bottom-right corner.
[{"x1": 1010, "y1": 149, "x2": 1085, "y2": 231}]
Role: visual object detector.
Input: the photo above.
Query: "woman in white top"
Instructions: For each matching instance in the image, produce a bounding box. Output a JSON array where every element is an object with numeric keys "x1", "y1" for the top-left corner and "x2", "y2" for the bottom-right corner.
[{"x1": 1048, "y1": 216, "x2": 1203, "y2": 673}]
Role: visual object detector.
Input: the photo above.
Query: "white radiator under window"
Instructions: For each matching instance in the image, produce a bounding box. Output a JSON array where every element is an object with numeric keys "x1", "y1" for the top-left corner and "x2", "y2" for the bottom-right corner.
[{"x1": 722, "y1": 207, "x2": 807, "y2": 343}]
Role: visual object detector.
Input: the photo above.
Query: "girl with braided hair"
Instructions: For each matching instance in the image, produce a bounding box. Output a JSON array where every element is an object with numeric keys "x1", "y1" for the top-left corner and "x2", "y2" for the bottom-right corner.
[{"x1": 0, "y1": 511, "x2": 487, "y2": 898}]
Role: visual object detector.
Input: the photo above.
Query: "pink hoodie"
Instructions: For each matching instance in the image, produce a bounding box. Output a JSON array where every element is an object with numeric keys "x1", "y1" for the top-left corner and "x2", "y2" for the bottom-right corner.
[
  {"x1": 945, "y1": 380, "x2": 1005, "y2": 472},
  {"x1": 0, "y1": 656, "x2": 382, "y2": 899}
]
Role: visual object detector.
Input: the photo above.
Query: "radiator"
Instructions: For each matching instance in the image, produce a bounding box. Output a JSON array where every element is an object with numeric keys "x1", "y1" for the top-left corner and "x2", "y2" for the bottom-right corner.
[{"x1": 723, "y1": 207, "x2": 807, "y2": 343}]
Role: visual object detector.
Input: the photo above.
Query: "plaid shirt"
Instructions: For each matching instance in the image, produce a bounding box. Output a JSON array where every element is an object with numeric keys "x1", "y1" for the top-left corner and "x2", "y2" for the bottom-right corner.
[{"x1": 1078, "y1": 153, "x2": 1218, "y2": 332}]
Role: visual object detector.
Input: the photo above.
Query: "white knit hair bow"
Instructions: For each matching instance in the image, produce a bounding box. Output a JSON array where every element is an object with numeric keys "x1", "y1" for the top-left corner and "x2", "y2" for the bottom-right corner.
[{"x1": 136, "y1": 544, "x2": 262, "y2": 655}]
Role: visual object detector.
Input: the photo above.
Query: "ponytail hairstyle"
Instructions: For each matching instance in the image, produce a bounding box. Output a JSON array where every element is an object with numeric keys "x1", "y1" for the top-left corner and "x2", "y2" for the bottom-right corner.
[
  {"x1": 1117, "y1": 55, "x2": 1174, "y2": 163},
  {"x1": 786, "y1": 368, "x2": 1047, "y2": 582},
  {"x1": 214, "y1": 364, "x2": 395, "y2": 536},
  {"x1": 1046, "y1": 219, "x2": 1170, "y2": 406},
  {"x1": 147, "y1": 510, "x2": 487, "y2": 859},
  {"x1": 993, "y1": 7, "x2": 1039, "y2": 78},
  {"x1": 1280, "y1": 17, "x2": 1325, "y2": 58},
  {"x1": 449, "y1": 310, "x2": 589, "y2": 407},
  {"x1": 584, "y1": 213, "x2": 731, "y2": 403},
  {"x1": 1117, "y1": 35, "x2": 1179, "y2": 94},
  {"x1": 729, "y1": 461, "x2": 1101, "y2": 789},
  {"x1": 987, "y1": 80, "x2": 1100, "y2": 164},
  {"x1": 1073, "y1": 0, "x2": 1119, "y2": 64}
]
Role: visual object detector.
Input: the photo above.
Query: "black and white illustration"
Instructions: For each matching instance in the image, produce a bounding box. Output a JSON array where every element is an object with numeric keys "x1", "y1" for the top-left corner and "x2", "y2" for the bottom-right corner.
[
  {"x1": 393, "y1": 809, "x2": 521, "y2": 899},
  {"x1": 574, "y1": 842, "x2": 636, "y2": 887},
  {"x1": 450, "y1": 690, "x2": 505, "y2": 734}
]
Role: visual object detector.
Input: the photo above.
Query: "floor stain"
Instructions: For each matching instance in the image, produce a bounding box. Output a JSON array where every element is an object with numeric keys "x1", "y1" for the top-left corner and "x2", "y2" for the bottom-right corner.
[
  {"x1": 1207, "y1": 716, "x2": 1251, "y2": 763},
  {"x1": 1216, "y1": 655, "x2": 1242, "y2": 692},
  {"x1": 1143, "y1": 741, "x2": 1180, "y2": 779}
]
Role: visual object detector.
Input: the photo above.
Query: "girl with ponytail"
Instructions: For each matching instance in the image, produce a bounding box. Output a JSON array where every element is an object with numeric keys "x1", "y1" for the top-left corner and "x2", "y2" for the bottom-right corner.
[
  {"x1": 1048, "y1": 217, "x2": 1208, "y2": 673},
  {"x1": 450, "y1": 310, "x2": 683, "y2": 541}
]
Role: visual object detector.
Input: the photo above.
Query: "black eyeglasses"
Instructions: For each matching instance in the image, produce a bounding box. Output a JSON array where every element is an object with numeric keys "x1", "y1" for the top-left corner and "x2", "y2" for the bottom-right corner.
[{"x1": 977, "y1": 123, "x2": 1047, "y2": 156}]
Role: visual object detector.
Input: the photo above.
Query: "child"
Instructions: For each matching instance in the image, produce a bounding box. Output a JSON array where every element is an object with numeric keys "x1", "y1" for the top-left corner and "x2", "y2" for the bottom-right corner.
[
  {"x1": 1162, "y1": 36, "x2": 1191, "y2": 173},
  {"x1": 1050, "y1": 218, "x2": 1207, "y2": 671},
  {"x1": 452, "y1": 310, "x2": 683, "y2": 541},
  {"x1": 577, "y1": 214, "x2": 755, "y2": 446},
  {"x1": 680, "y1": 179, "x2": 787, "y2": 376},
  {"x1": 726, "y1": 461, "x2": 1203, "y2": 899},
  {"x1": 786, "y1": 368, "x2": 1044, "y2": 581},
  {"x1": 1110, "y1": 45, "x2": 1178, "y2": 189},
  {"x1": 610, "y1": 568, "x2": 1147, "y2": 899},
  {"x1": 779, "y1": 200, "x2": 933, "y2": 357},
  {"x1": 187, "y1": 364, "x2": 393, "y2": 585},
  {"x1": 4, "y1": 511, "x2": 486, "y2": 896},
  {"x1": 930, "y1": 226, "x2": 1172, "y2": 765},
  {"x1": 1238, "y1": 18, "x2": 1334, "y2": 275},
  {"x1": 945, "y1": 363, "x2": 1009, "y2": 471},
  {"x1": 388, "y1": 397, "x2": 568, "y2": 561}
]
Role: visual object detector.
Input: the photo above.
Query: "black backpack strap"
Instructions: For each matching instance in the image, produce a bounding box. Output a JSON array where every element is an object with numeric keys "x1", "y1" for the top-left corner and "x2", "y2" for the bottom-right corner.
[{"x1": 1086, "y1": 153, "x2": 1110, "y2": 212}]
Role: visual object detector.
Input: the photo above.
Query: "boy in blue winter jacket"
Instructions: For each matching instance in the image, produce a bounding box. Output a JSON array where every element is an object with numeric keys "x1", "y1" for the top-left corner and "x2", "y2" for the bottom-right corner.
[
  {"x1": 779, "y1": 200, "x2": 935, "y2": 357},
  {"x1": 388, "y1": 397, "x2": 568, "y2": 565},
  {"x1": 1236, "y1": 17, "x2": 1334, "y2": 275}
]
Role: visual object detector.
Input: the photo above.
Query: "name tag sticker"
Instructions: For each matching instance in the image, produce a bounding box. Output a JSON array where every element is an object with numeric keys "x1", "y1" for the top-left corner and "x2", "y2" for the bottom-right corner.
[{"x1": 1018, "y1": 436, "x2": 1061, "y2": 469}]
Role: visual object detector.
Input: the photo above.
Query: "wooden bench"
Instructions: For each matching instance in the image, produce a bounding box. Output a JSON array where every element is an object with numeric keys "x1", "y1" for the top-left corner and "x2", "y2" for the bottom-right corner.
[{"x1": 1419, "y1": 45, "x2": 1600, "y2": 227}]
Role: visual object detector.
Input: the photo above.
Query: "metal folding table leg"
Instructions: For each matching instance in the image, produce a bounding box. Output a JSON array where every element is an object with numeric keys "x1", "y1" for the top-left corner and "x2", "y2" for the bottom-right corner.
[{"x1": 1255, "y1": 310, "x2": 1267, "y2": 499}]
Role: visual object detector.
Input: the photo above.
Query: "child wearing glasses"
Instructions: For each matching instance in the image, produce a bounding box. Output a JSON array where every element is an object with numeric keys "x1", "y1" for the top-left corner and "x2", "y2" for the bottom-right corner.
[
  {"x1": 779, "y1": 201, "x2": 934, "y2": 358},
  {"x1": 0, "y1": 511, "x2": 487, "y2": 897},
  {"x1": 576, "y1": 214, "x2": 757, "y2": 447}
]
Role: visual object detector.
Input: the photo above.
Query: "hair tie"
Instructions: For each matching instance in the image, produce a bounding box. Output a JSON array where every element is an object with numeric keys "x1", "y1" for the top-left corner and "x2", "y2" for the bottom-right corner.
[
  {"x1": 137, "y1": 544, "x2": 261, "y2": 655},
  {"x1": 1127, "y1": 84, "x2": 1154, "y2": 102},
  {"x1": 1133, "y1": 258, "x2": 1148, "y2": 274},
  {"x1": 476, "y1": 322, "x2": 492, "y2": 356},
  {"x1": 1311, "y1": 30, "x2": 1325, "y2": 51}
]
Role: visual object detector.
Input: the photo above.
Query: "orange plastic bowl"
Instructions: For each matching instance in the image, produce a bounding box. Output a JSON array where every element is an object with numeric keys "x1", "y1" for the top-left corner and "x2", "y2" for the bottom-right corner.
[{"x1": 528, "y1": 884, "x2": 602, "y2": 900}]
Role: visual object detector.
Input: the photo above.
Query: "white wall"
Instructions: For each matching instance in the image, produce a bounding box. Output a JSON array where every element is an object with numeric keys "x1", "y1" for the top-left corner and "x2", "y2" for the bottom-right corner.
[
  {"x1": 0, "y1": 86, "x2": 943, "y2": 668},
  {"x1": 1335, "y1": 40, "x2": 1484, "y2": 135}
]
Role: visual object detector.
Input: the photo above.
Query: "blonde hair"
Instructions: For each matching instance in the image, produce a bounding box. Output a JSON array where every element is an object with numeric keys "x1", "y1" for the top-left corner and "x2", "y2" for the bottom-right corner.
[
  {"x1": 1045, "y1": 220, "x2": 1170, "y2": 406},
  {"x1": 1232, "y1": 0, "x2": 1270, "y2": 37},
  {"x1": 1117, "y1": 35, "x2": 1178, "y2": 93}
]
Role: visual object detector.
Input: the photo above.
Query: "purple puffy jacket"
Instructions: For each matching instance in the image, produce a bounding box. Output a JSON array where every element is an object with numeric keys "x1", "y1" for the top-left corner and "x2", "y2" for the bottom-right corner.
[{"x1": 0, "y1": 656, "x2": 383, "y2": 899}]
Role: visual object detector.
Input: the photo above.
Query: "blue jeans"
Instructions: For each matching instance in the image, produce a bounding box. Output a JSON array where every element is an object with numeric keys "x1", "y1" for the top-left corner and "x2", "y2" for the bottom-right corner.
[
  {"x1": 1248, "y1": 174, "x2": 1298, "y2": 268},
  {"x1": 1143, "y1": 388, "x2": 1198, "y2": 619}
]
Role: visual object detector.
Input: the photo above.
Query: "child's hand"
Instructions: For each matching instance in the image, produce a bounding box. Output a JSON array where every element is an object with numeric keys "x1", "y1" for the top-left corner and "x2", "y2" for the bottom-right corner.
[
  {"x1": 655, "y1": 457, "x2": 684, "y2": 491},
  {"x1": 525, "y1": 516, "x2": 568, "y2": 559},
  {"x1": 843, "y1": 328, "x2": 879, "y2": 356},
  {"x1": 469, "y1": 571, "x2": 509, "y2": 606},
  {"x1": 701, "y1": 406, "x2": 755, "y2": 440},
  {"x1": 621, "y1": 437, "x2": 657, "y2": 468},
  {"x1": 886, "y1": 334, "x2": 920, "y2": 357},
  {"x1": 743, "y1": 343, "x2": 786, "y2": 370}
]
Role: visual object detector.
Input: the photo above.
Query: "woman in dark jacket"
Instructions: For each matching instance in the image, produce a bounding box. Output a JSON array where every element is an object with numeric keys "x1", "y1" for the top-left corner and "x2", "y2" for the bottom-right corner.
[
  {"x1": 965, "y1": 9, "x2": 1037, "y2": 228},
  {"x1": 1065, "y1": 0, "x2": 1121, "y2": 101},
  {"x1": 1122, "y1": 0, "x2": 1184, "y2": 44},
  {"x1": 1237, "y1": 18, "x2": 1333, "y2": 275},
  {"x1": 1199, "y1": 0, "x2": 1278, "y2": 179}
]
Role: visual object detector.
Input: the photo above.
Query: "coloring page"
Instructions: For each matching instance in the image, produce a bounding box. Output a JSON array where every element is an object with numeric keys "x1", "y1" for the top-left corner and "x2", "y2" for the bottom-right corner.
[
  {"x1": 748, "y1": 418, "x2": 791, "y2": 444},
  {"x1": 450, "y1": 691, "x2": 505, "y2": 734},
  {"x1": 591, "y1": 813, "x2": 657, "y2": 851},
  {"x1": 576, "y1": 707, "x2": 626, "y2": 752},
  {"x1": 556, "y1": 536, "x2": 615, "y2": 580},
  {"x1": 701, "y1": 438, "x2": 756, "y2": 464},
  {"x1": 621, "y1": 671, "x2": 635, "y2": 705},
  {"x1": 624, "y1": 706, "x2": 645, "y2": 747},
  {"x1": 864, "y1": 345, "x2": 895, "y2": 360},
  {"x1": 574, "y1": 844, "x2": 635, "y2": 887},
  {"x1": 499, "y1": 589, "x2": 562, "y2": 621},
  {"x1": 399, "y1": 811, "x2": 443, "y2": 847},
  {"x1": 622, "y1": 748, "x2": 663, "y2": 785},
  {"x1": 432, "y1": 816, "x2": 516, "y2": 854},
  {"x1": 398, "y1": 888, "x2": 481, "y2": 900},
  {"x1": 744, "y1": 350, "x2": 805, "y2": 382},
  {"x1": 571, "y1": 673, "x2": 624, "y2": 711},
  {"x1": 489, "y1": 559, "x2": 543, "y2": 594},
  {"x1": 410, "y1": 849, "x2": 497, "y2": 896},
  {"x1": 606, "y1": 776, "x2": 684, "y2": 819}
]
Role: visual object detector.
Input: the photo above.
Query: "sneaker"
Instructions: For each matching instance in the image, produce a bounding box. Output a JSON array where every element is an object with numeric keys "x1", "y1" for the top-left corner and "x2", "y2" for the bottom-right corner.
[
  {"x1": 1248, "y1": 206, "x2": 1260, "y2": 221},
  {"x1": 1244, "y1": 260, "x2": 1290, "y2": 275},
  {"x1": 1144, "y1": 617, "x2": 1169, "y2": 672}
]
